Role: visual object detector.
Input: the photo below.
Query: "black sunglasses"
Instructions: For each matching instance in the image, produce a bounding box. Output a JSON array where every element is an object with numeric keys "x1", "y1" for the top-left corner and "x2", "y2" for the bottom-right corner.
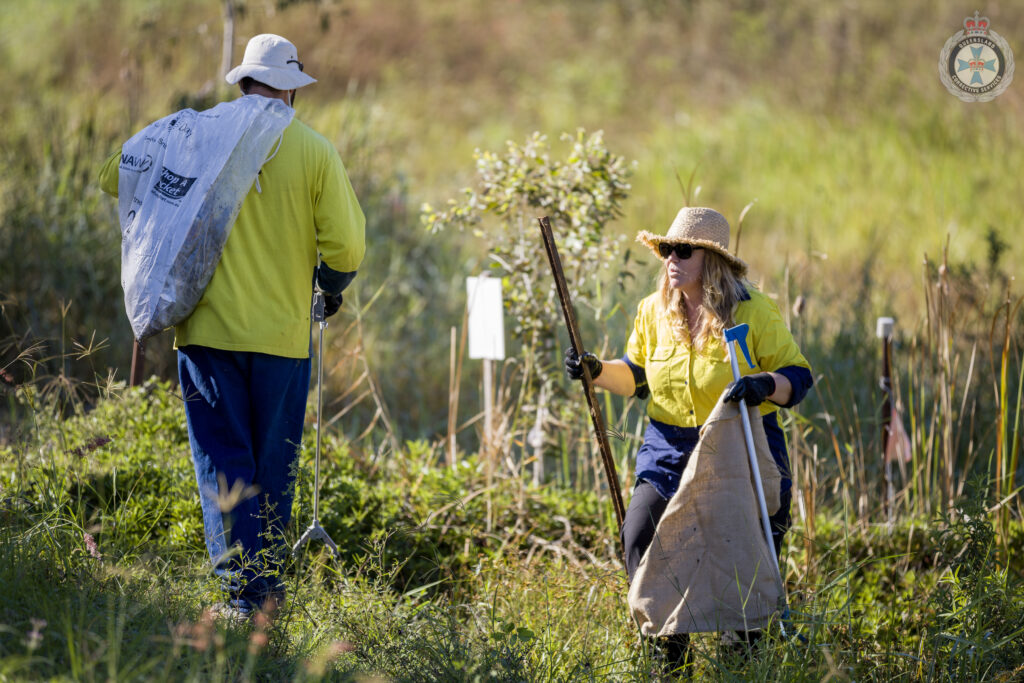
[
  {"x1": 287, "y1": 59, "x2": 304, "y2": 72},
  {"x1": 658, "y1": 242, "x2": 703, "y2": 259}
]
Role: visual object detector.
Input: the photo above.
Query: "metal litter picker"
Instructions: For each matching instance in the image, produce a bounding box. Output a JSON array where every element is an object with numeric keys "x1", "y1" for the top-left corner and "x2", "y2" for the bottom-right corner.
[
  {"x1": 724, "y1": 323, "x2": 795, "y2": 638},
  {"x1": 292, "y1": 290, "x2": 340, "y2": 559}
]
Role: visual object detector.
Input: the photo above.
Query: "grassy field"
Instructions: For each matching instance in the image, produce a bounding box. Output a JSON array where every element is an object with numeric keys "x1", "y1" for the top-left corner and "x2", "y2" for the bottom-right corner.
[
  {"x1": 2, "y1": 0, "x2": 1024, "y2": 679},
  {"x1": 2, "y1": 383, "x2": 1023, "y2": 680}
]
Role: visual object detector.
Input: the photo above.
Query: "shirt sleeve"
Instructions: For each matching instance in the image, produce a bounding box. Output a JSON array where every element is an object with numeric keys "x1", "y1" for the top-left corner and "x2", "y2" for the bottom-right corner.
[
  {"x1": 621, "y1": 354, "x2": 650, "y2": 399},
  {"x1": 314, "y1": 148, "x2": 366, "y2": 274},
  {"x1": 316, "y1": 262, "x2": 357, "y2": 295},
  {"x1": 99, "y1": 150, "x2": 121, "y2": 197},
  {"x1": 746, "y1": 292, "x2": 813, "y2": 402},
  {"x1": 775, "y1": 365, "x2": 813, "y2": 408}
]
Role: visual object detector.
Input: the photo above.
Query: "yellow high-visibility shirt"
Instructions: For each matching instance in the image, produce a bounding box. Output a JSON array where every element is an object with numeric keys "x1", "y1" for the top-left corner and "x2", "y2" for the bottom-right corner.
[
  {"x1": 625, "y1": 287, "x2": 810, "y2": 428},
  {"x1": 99, "y1": 116, "x2": 365, "y2": 358}
]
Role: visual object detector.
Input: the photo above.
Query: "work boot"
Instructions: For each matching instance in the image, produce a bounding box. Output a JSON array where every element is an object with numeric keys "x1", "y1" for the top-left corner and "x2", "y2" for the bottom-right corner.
[
  {"x1": 209, "y1": 602, "x2": 253, "y2": 625},
  {"x1": 647, "y1": 634, "x2": 691, "y2": 678},
  {"x1": 720, "y1": 629, "x2": 762, "y2": 662}
]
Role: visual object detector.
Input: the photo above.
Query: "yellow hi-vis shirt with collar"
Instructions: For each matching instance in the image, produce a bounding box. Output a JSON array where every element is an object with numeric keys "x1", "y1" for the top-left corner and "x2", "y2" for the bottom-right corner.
[
  {"x1": 99, "y1": 116, "x2": 365, "y2": 359},
  {"x1": 625, "y1": 287, "x2": 811, "y2": 428}
]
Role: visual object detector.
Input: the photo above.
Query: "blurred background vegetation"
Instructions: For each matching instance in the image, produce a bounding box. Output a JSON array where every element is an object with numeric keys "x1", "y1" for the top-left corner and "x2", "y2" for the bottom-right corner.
[{"x1": 2, "y1": 0, "x2": 1022, "y2": 516}]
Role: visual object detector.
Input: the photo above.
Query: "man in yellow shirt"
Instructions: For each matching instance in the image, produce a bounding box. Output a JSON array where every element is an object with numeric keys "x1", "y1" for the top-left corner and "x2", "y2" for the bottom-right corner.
[{"x1": 100, "y1": 34, "x2": 365, "y2": 618}]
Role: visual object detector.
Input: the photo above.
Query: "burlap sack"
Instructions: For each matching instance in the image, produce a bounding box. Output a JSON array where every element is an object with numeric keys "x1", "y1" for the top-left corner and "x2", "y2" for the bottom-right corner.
[{"x1": 628, "y1": 394, "x2": 784, "y2": 635}]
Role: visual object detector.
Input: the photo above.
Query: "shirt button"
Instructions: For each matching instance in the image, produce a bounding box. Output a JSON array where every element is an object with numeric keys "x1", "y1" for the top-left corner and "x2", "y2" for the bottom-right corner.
[{"x1": 689, "y1": 410, "x2": 694, "y2": 414}]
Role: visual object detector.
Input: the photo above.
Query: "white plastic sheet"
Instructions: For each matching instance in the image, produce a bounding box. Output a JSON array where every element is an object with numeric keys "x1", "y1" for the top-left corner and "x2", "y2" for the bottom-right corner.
[{"x1": 117, "y1": 95, "x2": 294, "y2": 339}]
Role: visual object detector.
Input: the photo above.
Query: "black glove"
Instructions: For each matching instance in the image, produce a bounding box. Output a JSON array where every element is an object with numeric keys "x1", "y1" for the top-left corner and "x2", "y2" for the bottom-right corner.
[
  {"x1": 564, "y1": 347, "x2": 602, "y2": 381},
  {"x1": 323, "y1": 292, "x2": 343, "y2": 318},
  {"x1": 724, "y1": 372, "x2": 776, "y2": 406}
]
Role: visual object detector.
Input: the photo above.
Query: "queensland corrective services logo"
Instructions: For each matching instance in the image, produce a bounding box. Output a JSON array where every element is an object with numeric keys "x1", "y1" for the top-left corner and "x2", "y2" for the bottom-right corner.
[{"x1": 939, "y1": 11, "x2": 1014, "y2": 102}]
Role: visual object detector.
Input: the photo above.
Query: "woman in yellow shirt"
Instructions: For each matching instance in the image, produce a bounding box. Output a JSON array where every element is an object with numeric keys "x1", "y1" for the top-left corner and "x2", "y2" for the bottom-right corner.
[{"x1": 565, "y1": 206, "x2": 812, "y2": 667}]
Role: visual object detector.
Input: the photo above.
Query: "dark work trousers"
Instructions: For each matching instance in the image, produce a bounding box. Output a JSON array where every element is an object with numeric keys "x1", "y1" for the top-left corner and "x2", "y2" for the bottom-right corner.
[
  {"x1": 622, "y1": 480, "x2": 793, "y2": 582},
  {"x1": 178, "y1": 345, "x2": 311, "y2": 611},
  {"x1": 622, "y1": 479, "x2": 793, "y2": 659}
]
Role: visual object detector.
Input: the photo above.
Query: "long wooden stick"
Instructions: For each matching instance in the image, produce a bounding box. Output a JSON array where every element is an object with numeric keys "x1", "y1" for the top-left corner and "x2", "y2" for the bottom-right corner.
[
  {"x1": 877, "y1": 317, "x2": 894, "y2": 522},
  {"x1": 538, "y1": 216, "x2": 626, "y2": 530},
  {"x1": 129, "y1": 339, "x2": 145, "y2": 387}
]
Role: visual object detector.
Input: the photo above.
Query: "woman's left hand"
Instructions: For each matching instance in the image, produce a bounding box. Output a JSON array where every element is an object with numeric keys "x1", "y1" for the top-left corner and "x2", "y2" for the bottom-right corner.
[{"x1": 724, "y1": 372, "x2": 777, "y2": 406}]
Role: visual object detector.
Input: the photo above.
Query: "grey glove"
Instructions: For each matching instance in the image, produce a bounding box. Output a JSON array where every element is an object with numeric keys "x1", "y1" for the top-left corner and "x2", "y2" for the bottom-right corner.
[{"x1": 564, "y1": 347, "x2": 602, "y2": 381}]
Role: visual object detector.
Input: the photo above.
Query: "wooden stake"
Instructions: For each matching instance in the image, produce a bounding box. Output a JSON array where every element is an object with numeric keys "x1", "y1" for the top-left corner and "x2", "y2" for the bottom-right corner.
[
  {"x1": 129, "y1": 339, "x2": 145, "y2": 387},
  {"x1": 447, "y1": 326, "x2": 458, "y2": 467},
  {"x1": 483, "y1": 357, "x2": 494, "y2": 533},
  {"x1": 538, "y1": 216, "x2": 626, "y2": 531},
  {"x1": 483, "y1": 357, "x2": 494, "y2": 457},
  {"x1": 877, "y1": 317, "x2": 895, "y2": 522}
]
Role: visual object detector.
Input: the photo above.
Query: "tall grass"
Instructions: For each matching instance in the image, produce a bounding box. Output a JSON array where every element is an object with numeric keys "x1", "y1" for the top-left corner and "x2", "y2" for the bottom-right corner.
[
  {"x1": 4, "y1": 0, "x2": 1024, "y2": 457},
  {"x1": 3, "y1": 357, "x2": 1024, "y2": 679}
]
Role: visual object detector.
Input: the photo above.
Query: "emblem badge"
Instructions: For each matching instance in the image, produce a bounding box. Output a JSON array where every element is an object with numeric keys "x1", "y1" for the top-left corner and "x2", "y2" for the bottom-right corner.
[
  {"x1": 153, "y1": 167, "x2": 197, "y2": 201},
  {"x1": 939, "y1": 11, "x2": 1014, "y2": 102}
]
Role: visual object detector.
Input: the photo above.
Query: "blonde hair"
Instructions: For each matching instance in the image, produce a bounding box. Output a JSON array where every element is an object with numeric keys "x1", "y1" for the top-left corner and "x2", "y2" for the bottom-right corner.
[{"x1": 656, "y1": 250, "x2": 749, "y2": 350}]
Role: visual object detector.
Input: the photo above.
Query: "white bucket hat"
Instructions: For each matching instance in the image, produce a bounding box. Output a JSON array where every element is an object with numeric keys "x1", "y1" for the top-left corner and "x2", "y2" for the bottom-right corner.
[
  {"x1": 636, "y1": 206, "x2": 748, "y2": 275},
  {"x1": 225, "y1": 34, "x2": 317, "y2": 90}
]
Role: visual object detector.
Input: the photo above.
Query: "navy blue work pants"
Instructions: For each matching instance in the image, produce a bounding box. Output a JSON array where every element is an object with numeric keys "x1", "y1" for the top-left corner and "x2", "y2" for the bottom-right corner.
[
  {"x1": 178, "y1": 345, "x2": 311, "y2": 610},
  {"x1": 622, "y1": 479, "x2": 792, "y2": 582}
]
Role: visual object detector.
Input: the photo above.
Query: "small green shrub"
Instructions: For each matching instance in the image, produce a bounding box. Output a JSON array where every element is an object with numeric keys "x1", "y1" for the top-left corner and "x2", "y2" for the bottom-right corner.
[
  {"x1": 422, "y1": 129, "x2": 635, "y2": 456},
  {"x1": 308, "y1": 434, "x2": 610, "y2": 593}
]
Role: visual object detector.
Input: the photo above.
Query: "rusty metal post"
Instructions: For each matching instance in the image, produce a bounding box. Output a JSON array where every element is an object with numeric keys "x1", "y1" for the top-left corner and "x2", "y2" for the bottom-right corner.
[
  {"x1": 129, "y1": 339, "x2": 145, "y2": 387},
  {"x1": 538, "y1": 215, "x2": 626, "y2": 531}
]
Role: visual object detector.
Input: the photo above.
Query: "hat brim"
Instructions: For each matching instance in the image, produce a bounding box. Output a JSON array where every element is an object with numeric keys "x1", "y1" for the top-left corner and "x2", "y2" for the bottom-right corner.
[
  {"x1": 636, "y1": 231, "x2": 748, "y2": 275},
  {"x1": 225, "y1": 64, "x2": 317, "y2": 90}
]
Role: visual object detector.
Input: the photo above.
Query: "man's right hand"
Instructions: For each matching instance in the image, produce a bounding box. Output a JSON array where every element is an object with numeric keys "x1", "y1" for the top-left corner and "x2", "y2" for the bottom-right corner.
[
  {"x1": 324, "y1": 292, "x2": 342, "y2": 318},
  {"x1": 564, "y1": 347, "x2": 603, "y2": 381}
]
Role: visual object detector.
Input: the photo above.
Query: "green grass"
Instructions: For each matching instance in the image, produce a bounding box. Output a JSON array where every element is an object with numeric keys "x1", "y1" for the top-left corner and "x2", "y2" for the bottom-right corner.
[{"x1": 2, "y1": 385, "x2": 1024, "y2": 681}]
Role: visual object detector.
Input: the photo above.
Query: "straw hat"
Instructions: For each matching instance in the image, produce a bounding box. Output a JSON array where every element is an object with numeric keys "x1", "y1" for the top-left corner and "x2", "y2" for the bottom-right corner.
[
  {"x1": 225, "y1": 34, "x2": 317, "y2": 90},
  {"x1": 636, "y1": 206, "x2": 747, "y2": 274}
]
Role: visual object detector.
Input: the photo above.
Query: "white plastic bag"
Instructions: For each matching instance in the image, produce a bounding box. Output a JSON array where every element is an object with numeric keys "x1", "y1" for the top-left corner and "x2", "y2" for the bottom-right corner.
[{"x1": 117, "y1": 95, "x2": 294, "y2": 340}]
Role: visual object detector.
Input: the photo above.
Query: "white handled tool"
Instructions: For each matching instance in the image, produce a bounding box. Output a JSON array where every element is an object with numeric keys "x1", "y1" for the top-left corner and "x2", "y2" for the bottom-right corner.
[
  {"x1": 292, "y1": 290, "x2": 340, "y2": 559},
  {"x1": 724, "y1": 323, "x2": 795, "y2": 638}
]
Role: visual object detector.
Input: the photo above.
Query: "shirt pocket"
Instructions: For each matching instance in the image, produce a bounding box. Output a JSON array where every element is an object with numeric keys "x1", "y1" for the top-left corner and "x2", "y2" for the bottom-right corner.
[
  {"x1": 694, "y1": 346, "x2": 742, "y2": 402},
  {"x1": 647, "y1": 345, "x2": 680, "y2": 405}
]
